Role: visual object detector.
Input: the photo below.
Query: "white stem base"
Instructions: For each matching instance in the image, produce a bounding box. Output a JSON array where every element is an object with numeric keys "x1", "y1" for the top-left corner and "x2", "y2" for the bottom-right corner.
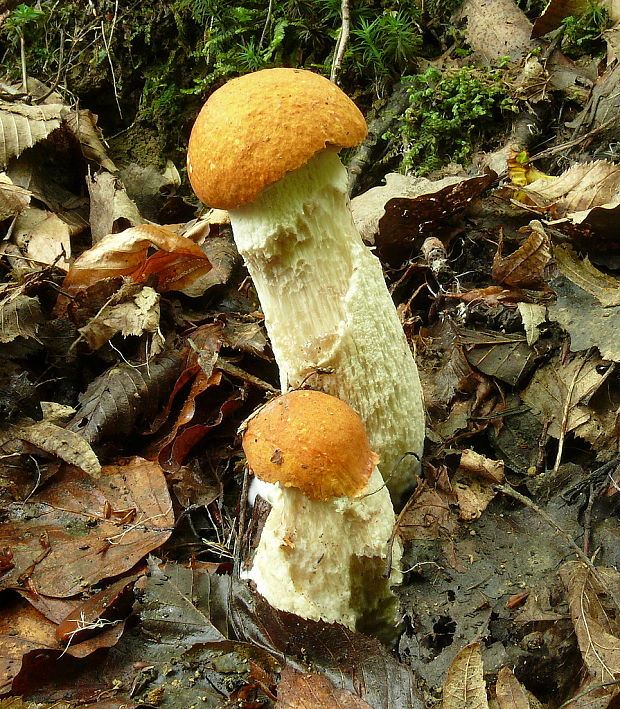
[
  {"x1": 230, "y1": 150, "x2": 424, "y2": 498},
  {"x1": 244, "y1": 471, "x2": 401, "y2": 631}
]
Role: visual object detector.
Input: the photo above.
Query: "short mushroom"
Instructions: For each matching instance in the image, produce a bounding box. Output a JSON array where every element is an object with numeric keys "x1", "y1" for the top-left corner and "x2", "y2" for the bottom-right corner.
[
  {"x1": 241, "y1": 389, "x2": 401, "y2": 633},
  {"x1": 187, "y1": 68, "x2": 424, "y2": 499}
]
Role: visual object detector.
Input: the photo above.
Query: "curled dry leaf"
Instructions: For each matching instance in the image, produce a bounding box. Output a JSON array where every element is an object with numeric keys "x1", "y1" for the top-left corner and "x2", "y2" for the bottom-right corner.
[
  {"x1": 65, "y1": 109, "x2": 117, "y2": 173},
  {"x1": 0, "y1": 101, "x2": 68, "y2": 169},
  {"x1": 441, "y1": 642, "x2": 488, "y2": 709},
  {"x1": 10, "y1": 419, "x2": 101, "y2": 477},
  {"x1": 87, "y1": 171, "x2": 145, "y2": 245},
  {"x1": 60, "y1": 224, "x2": 212, "y2": 299},
  {"x1": 492, "y1": 221, "x2": 552, "y2": 289},
  {"x1": 459, "y1": 450, "x2": 504, "y2": 483},
  {"x1": 0, "y1": 458, "x2": 173, "y2": 597}
]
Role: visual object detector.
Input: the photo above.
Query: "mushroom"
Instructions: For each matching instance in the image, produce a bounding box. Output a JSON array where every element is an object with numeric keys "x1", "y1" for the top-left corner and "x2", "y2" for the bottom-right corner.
[
  {"x1": 241, "y1": 389, "x2": 401, "y2": 633},
  {"x1": 187, "y1": 68, "x2": 424, "y2": 499}
]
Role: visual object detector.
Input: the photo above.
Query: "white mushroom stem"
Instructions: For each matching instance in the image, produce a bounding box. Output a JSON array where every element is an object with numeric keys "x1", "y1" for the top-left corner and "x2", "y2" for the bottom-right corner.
[
  {"x1": 229, "y1": 149, "x2": 424, "y2": 498},
  {"x1": 243, "y1": 470, "x2": 402, "y2": 631}
]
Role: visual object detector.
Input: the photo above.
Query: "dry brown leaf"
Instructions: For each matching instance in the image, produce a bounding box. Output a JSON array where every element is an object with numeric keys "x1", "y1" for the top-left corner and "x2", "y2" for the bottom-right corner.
[
  {"x1": 457, "y1": 0, "x2": 536, "y2": 62},
  {"x1": 87, "y1": 171, "x2": 145, "y2": 244},
  {"x1": 0, "y1": 458, "x2": 173, "y2": 597},
  {"x1": 0, "y1": 595, "x2": 125, "y2": 693},
  {"x1": 554, "y1": 244, "x2": 620, "y2": 308},
  {"x1": 521, "y1": 353, "x2": 606, "y2": 439},
  {"x1": 459, "y1": 450, "x2": 505, "y2": 483},
  {"x1": 398, "y1": 483, "x2": 459, "y2": 542},
  {"x1": 12, "y1": 207, "x2": 72, "y2": 269},
  {"x1": 76, "y1": 283, "x2": 162, "y2": 352},
  {"x1": 61, "y1": 224, "x2": 212, "y2": 299},
  {"x1": 0, "y1": 172, "x2": 30, "y2": 220},
  {"x1": 65, "y1": 109, "x2": 117, "y2": 172},
  {"x1": 492, "y1": 221, "x2": 552, "y2": 288},
  {"x1": 453, "y1": 476, "x2": 497, "y2": 521},
  {"x1": 0, "y1": 293, "x2": 41, "y2": 343},
  {"x1": 442, "y1": 642, "x2": 488, "y2": 709},
  {"x1": 559, "y1": 563, "x2": 620, "y2": 681},
  {"x1": 532, "y1": 0, "x2": 590, "y2": 38},
  {"x1": 524, "y1": 161, "x2": 620, "y2": 215},
  {"x1": 517, "y1": 302, "x2": 547, "y2": 346},
  {"x1": 275, "y1": 666, "x2": 372, "y2": 708},
  {"x1": 0, "y1": 101, "x2": 68, "y2": 168},
  {"x1": 495, "y1": 667, "x2": 530, "y2": 709},
  {"x1": 10, "y1": 419, "x2": 101, "y2": 476}
]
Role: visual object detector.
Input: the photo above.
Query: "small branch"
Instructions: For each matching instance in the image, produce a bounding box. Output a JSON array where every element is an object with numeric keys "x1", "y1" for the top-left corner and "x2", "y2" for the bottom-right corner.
[
  {"x1": 330, "y1": 0, "x2": 350, "y2": 84},
  {"x1": 19, "y1": 32, "x2": 28, "y2": 94},
  {"x1": 258, "y1": 0, "x2": 273, "y2": 50}
]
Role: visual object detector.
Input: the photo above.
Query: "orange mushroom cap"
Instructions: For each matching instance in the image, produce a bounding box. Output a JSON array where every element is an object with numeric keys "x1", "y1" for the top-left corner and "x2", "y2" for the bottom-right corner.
[
  {"x1": 242, "y1": 390, "x2": 379, "y2": 502},
  {"x1": 186, "y1": 68, "x2": 368, "y2": 210}
]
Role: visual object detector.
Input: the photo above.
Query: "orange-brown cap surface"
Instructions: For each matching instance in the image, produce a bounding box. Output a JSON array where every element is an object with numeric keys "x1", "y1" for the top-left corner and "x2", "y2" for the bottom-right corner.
[
  {"x1": 242, "y1": 390, "x2": 378, "y2": 502},
  {"x1": 187, "y1": 68, "x2": 368, "y2": 210}
]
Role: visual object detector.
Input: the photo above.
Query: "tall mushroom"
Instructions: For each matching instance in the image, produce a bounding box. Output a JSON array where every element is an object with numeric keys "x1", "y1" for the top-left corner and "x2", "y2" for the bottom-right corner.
[
  {"x1": 187, "y1": 68, "x2": 424, "y2": 499},
  {"x1": 241, "y1": 389, "x2": 401, "y2": 634}
]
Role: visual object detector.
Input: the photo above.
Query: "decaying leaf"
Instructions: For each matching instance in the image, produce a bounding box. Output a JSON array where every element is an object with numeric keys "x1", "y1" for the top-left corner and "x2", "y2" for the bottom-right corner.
[
  {"x1": 0, "y1": 101, "x2": 68, "y2": 168},
  {"x1": 0, "y1": 294, "x2": 41, "y2": 343},
  {"x1": 459, "y1": 449, "x2": 504, "y2": 483},
  {"x1": 517, "y1": 302, "x2": 547, "y2": 346},
  {"x1": 458, "y1": 328, "x2": 537, "y2": 387},
  {"x1": 441, "y1": 642, "x2": 488, "y2": 709},
  {"x1": 61, "y1": 224, "x2": 212, "y2": 299},
  {"x1": 492, "y1": 221, "x2": 552, "y2": 289},
  {"x1": 9, "y1": 419, "x2": 101, "y2": 476},
  {"x1": 549, "y1": 268, "x2": 620, "y2": 363},
  {"x1": 76, "y1": 283, "x2": 162, "y2": 352},
  {"x1": 0, "y1": 595, "x2": 126, "y2": 693},
  {"x1": 276, "y1": 666, "x2": 372, "y2": 708},
  {"x1": 398, "y1": 482, "x2": 459, "y2": 542},
  {"x1": 559, "y1": 563, "x2": 620, "y2": 681},
  {"x1": 521, "y1": 353, "x2": 607, "y2": 439},
  {"x1": 67, "y1": 351, "x2": 183, "y2": 445},
  {"x1": 495, "y1": 667, "x2": 532, "y2": 709},
  {"x1": 0, "y1": 172, "x2": 30, "y2": 220},
  {"x1": 65, "y1": 109, "x2": 117, "y2": 172},
  {"x1": 0, "y1": 458, "x2": 173, "y2": 597},
  {"x1": 531, "y1": 0, "x2": 591, "y2": 38}
]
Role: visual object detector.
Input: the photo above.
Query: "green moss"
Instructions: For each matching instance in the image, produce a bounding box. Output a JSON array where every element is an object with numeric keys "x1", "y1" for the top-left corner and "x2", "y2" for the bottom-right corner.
[{"x1": 387, "y1": 65, "x2": 518, "y2": 175}]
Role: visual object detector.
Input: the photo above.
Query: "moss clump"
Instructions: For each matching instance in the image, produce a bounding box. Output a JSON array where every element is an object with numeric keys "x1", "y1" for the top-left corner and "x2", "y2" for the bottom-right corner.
[{"x1": 387, "y1": 65, "x2": 518, "y2": 175}]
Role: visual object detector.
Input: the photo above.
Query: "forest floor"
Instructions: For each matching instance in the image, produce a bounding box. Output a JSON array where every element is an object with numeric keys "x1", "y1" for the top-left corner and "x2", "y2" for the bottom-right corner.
[{"x1": 1, "y1": 0, "x2": 620, "y2": 707}]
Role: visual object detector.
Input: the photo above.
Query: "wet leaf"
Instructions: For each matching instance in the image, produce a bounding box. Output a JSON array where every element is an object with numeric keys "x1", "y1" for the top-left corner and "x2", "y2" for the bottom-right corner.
[
  {"x1": 139, "y1": 559, "x2": 232, "y2": 644},
  {"x1": 554, "y1": 244, "x2": 620, "y2": 308},
  {"x1": 0, "y1": 458, "x2": 173, "y2": 597},
  {"x1": 441, "y1": 642, "x2": 488, "y2": 709},
  {"x1": 275, "y1": 666, "x2": 372, "y2": 708},
  {"x1": 232, "y1": 581, "x2": 424, "y2": 708},
  {"x1": 459, "y1": 328, "x2": 537, "y2": 387},
  {"x1": 398, "y1": 482, "x2": 459, "y2": 542},
  {"x1": 0, "y1": 101, "x2": 67, "y2": 168},
  {"x1": 67, "y1": 351, "x2": 183, "y2": 445},
  {"x1": 0, "y1": 594, "x2": 126, "y2": 693},
  {"x1": 560, "y1": 563, "x2": 620, "y2": 681}
]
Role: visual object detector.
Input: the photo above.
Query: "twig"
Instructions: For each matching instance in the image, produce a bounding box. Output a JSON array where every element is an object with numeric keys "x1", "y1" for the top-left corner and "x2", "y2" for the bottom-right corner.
[
  {"x1": 258, "y1": 0, "x2": 273, "y2": 50},
  {"x1": 19, "y1": 32, "x2": 28, "y2": 93},
  {"x1": 527, "y1": 112, "x2": 620, "y2": 164},
  {"x1": 330, "y1": 0, "x2": 350, "y2": 84},
  {"x1": 560, "y1": 679, "x2": 620, "y2": 707},
  {"x1": 100, "y1": 0, "x2": 121, "y2": 118},
  {"x1": 553, "y1": 357, "x2": 587, "y2": 473}
]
